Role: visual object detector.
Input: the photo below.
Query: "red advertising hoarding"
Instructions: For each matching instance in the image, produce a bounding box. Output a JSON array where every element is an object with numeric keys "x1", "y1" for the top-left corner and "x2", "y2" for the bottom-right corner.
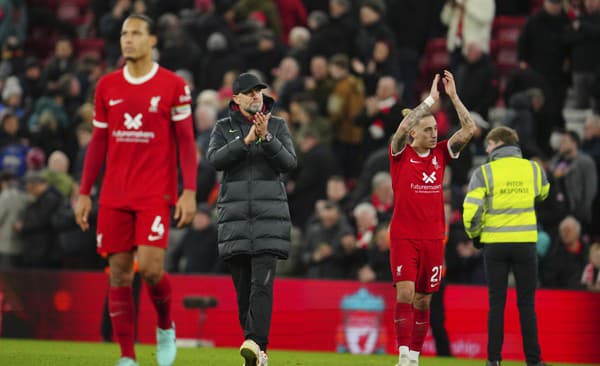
[{"x1": 0, "y1": 271, "x2": 598, "y2": 364}]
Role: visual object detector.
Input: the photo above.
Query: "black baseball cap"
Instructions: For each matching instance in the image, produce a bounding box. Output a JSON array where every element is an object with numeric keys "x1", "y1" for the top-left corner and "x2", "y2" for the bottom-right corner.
[{"x1": 232, "y1": 73, "x2": 267, "y2": 94}]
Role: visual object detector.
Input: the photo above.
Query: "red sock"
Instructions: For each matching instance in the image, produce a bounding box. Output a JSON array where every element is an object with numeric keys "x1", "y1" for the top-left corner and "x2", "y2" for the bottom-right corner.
[
  {"x1": 410, "y1": 308, "x2": 430, "y2": 352},
  {"x1": 395, "y1": 302, "x2": 414, "y2": 348},
  {"x1": 109, "y1": 286, "x2": 136, "y2": 360},
  {"x1": 146, "y1": 272, "x2": 172, "y2": 329}
]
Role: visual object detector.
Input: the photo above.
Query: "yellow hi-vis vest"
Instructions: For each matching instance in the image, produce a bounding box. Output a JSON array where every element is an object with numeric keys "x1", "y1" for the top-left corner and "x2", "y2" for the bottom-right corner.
[{"x1": 463, "y1": 155, "x2": 549, "y2": 243}]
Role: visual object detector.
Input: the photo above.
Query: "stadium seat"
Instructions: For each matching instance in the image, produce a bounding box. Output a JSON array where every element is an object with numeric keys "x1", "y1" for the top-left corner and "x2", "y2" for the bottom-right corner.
[
  {"x1": 492, "y1": 16, "x2": 527, "y2": 43},
  {"x1": 181, "y1": 296, "x2": 218, "y2": 347},
  {"x1": 75, "y1": 38, "x2": 106, "y2": 59}
]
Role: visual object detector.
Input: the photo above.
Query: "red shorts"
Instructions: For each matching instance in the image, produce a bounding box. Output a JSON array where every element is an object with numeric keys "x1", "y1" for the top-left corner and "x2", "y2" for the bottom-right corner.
[
  {"x1": 389, "y1": 238, "x2": 444, "y2": 293},
  {"x1": 96, "y1": 205, "x2": 171, "y2": 255}
]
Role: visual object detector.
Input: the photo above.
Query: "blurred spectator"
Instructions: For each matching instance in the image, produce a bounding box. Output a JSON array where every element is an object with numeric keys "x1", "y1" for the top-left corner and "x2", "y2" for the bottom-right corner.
[
  {"x1": 19, "y1": 57, "x2": 44, "y2": 113},
  {"x1": 503, "y1": 88, "x2": 545, "y2": 158},
  {"x1": 286, "y1": 26, "x2": 310, "y2": 72},
  {"x1": 0, "y1": 110, "x2": 26, "y2": 148},
  {"x1": 27, "y1": 88, "x2": 69, "y2": 134},
  {"x1": 0, "y1": 1, "x2": 27, "y2": 46},
  {"x1": 0, "y1": 113, "x2": 28, "y2": 177},
  {"x1": 454, "y1": 41, "x2": 498, "y2": 122},
  {"x1": 350, "y1": 146, "x2": 388, "y2": 206},
  {"x1": 237, "y1": 18, "x2": 285, "y2": 83},
  {"x1": 518, "y1": 0, "x2": 571, "y2": 131},
  {"x1": 194, "y1": 104, "x2": 217, "y2": 156},
  {"x1": 235, "y1": 0, "x2": 282, "y2": 39},
  {"x1": 306, "y1": 0, "x2": 358, "y2": 59},
  {"x1": 0, "y1": 75, "x2": 24, "y2": 118},
  {"x1": 42, "y1": 150, "x2": 74, "y2": 198},
  {"x1": 304, "y1": 54, "x2": 334, "y2": 116},
  {"x1": 40, "y1": 37, "x2": 77, "y2": 92},
  {"x1": 468, "y1": 111, "x2": 490, "y2": 156},
  {"x1": 14, "y1": 170, "x2": 62, "y2": 268},
  {"x1": 199, "y1": 31, "x2": 245, "y2": 90},
  {"x1": 272, "y1": 56, "x2": 304, "y2": 110},
  {"x1": 51, "y1": 181, "x2": 102, "y2": 270},
  {"x1": 288, "y1": 127, "x2": 341, "y2": 228},
  {"x1": 564, "y1": 0, "x2": 600, "y2": 109},
  {"x1": 327, "y1": 53, "x2": 365, "y2": 178},
  {"x1": 353, "y1": 202, "x2": 378, "y2": 249},
  {"x1": 445, "y1": 225, "x2": 486, "y2": 284},
  {"x1": 25, "y1": 146, "x2": 45, "y2": 172},
  {"x1": 581, "y1": 241, "x2": 600, "y2": 291},
  {"x1": 353, "y1": 38, "x2": 400, "y2": 96},
  {"x1": 325, "y1": 175, "x2": 353, "y2": 218},
  {"x1": 354, "y1": 76, "x2": 404, "y2": 157},
  {"x1": 274, "y1": 0, "x2": 308, "y2": 45},
  {"x1": 289, "y1": 98, "x2": 333, "y2": 146},
  {"x1": 167, "y1": 204, "x2": 221, "y2": 273},
  {"x1": 100, "y1": 0, "x2": 148, "y2": 67},
  {"x1": 366, "y1": 171, "x2": 393, "y2": 222},
  {"x1": 0, "y1": 171, "x2": 27, "y2": 269},
  {"x1": 541, "y1": 215, "x2": 588, "y2": 288},
  {"x1": 387, "y1": 0, "x2": 439, "y2": 105},
  {"x1": 195, "y1": 146, "x2": 217, "y2": 205},
  {"x1": 550, "y1": 130, "x2": 598, "y2": 227},
  {"x1": 0, "y1": 35, "x2": 24, "y2": 79},
  {"x1": 441, "y1": 0, "x2": 495, "y2": 71},
  {"x1": 353, "y1": 0, "x2": 395, "y2": 66},
  {"x1": 73, "y1": 122, "x2": 93, "y2": 179},
  {"x1": 302, "y1": 201, "x2": 354, "y2": 278},
  {"x1": 582, "y1": 113, "x2": 600, "y2": 236},
  {"x1": 357, "y1": 222, "x2": 391, "y2": 282},
  {"x1": 157, "y1": 13, "x2": 203, "y2": 78}
]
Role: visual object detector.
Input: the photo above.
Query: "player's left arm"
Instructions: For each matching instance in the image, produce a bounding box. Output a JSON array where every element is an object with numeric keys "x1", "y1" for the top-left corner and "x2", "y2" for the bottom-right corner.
[
  {"x1": 172, "y1": 82, "x2": 197, "y2": 228},
  {"x1": 444, "y1": 70, "x2": 476, "y2": 157}
]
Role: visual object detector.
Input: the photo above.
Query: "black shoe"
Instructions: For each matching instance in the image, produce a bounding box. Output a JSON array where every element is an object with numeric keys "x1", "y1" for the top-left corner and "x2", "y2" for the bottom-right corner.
[{"x1": 486, "y1": 361, "x2": 500, "y2": 366}]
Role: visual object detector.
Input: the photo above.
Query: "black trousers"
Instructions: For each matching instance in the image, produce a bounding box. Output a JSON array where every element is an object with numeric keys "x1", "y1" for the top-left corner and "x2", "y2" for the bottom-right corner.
[
  {"x1": 483, "y1": 243, "x2": 541, "y2": 365},
  {"x1": 430, "y1": 280, "x2": 452, "y2": 356},
  {"x1": 227, "y1": 254, "x2": 277, "y2": 351}
]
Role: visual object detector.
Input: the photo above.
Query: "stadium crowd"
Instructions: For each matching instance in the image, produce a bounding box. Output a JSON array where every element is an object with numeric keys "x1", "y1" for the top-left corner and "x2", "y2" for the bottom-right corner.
[{"x1": 0, "y1": 0, "x2": 599, "y2": 292}]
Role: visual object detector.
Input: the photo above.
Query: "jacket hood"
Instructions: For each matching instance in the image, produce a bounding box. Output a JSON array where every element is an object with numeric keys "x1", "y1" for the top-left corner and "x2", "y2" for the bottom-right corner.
[{"x1": 489, "y1": 144, "x2": 522, "y2": 161}]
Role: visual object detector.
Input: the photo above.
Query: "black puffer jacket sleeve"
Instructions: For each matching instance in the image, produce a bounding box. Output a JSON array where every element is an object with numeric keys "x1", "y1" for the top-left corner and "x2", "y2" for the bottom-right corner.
[
  {"x1": 260, "y1": 117, "x2": 297, "y2": 173},
  {"x1": 207, "y1": 118, "x2": 249, "y2": 170}
]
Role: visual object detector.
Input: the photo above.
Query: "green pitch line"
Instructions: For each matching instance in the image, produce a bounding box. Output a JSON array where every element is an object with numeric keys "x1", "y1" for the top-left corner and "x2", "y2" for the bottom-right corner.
[{"x1": 0, "y1": 339, "x2": 593, "y2": 366}]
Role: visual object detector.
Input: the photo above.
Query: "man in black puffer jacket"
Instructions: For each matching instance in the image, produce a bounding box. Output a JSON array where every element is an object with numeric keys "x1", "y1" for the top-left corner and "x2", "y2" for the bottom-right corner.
[{"x1": 207, "y1": 72, "x2": 296, "y2": 366}]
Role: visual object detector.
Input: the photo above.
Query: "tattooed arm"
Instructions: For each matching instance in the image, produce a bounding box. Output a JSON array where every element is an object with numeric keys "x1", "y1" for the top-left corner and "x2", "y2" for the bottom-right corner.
[
  {"x1": 444, "y1": 70, "x2": 476, "y2": 156},
  {"x1": 390, "y1": 74, "x2": 440, "y2": 154}
]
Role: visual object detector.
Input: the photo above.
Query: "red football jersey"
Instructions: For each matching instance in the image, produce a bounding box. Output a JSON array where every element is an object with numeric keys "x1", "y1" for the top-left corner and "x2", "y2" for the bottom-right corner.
[
  {"x1": 93, "y1": 63, "x2": 192, "y2": 209},
  {"x1": 388, "y1": 140, "x2": 458, "y2": 239}
]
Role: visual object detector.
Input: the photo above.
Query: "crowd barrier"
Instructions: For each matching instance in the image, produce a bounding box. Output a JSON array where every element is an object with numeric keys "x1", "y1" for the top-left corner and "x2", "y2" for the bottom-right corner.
[{"x1": 0, "y1": 271, "x2": 598, "y2": 364}]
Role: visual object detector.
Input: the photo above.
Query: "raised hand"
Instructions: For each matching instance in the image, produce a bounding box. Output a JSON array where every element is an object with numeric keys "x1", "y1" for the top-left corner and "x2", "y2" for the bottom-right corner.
[{"x1": 442, "y1": 70, "x2": 457, "y2": 99}]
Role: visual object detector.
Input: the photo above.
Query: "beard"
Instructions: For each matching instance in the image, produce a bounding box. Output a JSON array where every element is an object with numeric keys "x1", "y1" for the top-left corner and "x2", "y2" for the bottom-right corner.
[{"x1": 244, "y1": 101, "x2": 263, "y2": 115}]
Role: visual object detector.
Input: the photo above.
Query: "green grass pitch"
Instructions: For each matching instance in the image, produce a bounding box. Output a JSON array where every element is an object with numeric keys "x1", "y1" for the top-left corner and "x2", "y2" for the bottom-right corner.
[{"x1": 0, "y1": 339, "x2": 592, "y2": 366}]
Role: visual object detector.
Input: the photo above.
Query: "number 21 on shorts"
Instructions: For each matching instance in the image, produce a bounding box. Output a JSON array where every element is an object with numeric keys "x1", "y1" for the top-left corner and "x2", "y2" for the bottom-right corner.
[{"x1": 430, "y1": 265, "x2": 443, "y2": 287}]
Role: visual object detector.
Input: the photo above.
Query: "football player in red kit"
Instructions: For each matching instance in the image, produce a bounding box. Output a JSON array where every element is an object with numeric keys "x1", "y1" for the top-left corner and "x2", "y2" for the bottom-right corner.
[
  {"x1": 75, "y1": 14, "x2": 197, "y2": 366},
  {"x1": 389, "y1": 71, "x2": 475, "y2": 366}
]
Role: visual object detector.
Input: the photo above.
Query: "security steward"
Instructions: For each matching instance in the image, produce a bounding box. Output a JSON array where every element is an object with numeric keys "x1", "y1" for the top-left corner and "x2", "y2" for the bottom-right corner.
[{"x1": 462, "y1": 127, "x2": 550, "y2": 366}]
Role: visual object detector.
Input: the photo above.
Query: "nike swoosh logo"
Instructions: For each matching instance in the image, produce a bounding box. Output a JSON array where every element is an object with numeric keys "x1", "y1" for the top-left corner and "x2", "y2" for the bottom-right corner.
[
  {"x1": 415, "y1": 321, "x2": 428, "y2": 325},
  {"x1": 228, "y1": 129, "x2": 237, "y2": 133},
  {"x1": 410, "y1": 159, "x2": 422, "y2": 163},
  {"x1": 109, "y1": 311, "x2": 124, "y2": 317},
  {"x1": 148, "y1": 235, "x2": 162, "y2": 241},
  {"x1": 109, "y1": 99, "x2": 123, "y2": 106}
]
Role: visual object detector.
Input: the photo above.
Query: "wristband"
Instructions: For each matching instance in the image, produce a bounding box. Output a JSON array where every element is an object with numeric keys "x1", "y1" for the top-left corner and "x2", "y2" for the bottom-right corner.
[{"x1": 424, "y1": 96, "x2": 435, "y2": 108}]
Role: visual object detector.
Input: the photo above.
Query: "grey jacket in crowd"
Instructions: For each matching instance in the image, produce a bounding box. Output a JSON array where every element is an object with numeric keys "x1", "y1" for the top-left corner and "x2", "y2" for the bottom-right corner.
[
  {"x1": 551, "y1": 150, "x2": 598, "y2": 224},
  {"x1": 207, "y1": 95, "x2": 297, "y2": 259}
]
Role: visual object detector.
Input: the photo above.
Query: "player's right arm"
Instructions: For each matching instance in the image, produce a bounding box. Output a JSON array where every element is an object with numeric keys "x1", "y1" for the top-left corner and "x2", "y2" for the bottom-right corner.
[
  {"x1": 390, "y1": 74, "x2": 439, "y2": 154},
  {"x1": 76, "y1": 78, "x2": 109, "y2": 231}
]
